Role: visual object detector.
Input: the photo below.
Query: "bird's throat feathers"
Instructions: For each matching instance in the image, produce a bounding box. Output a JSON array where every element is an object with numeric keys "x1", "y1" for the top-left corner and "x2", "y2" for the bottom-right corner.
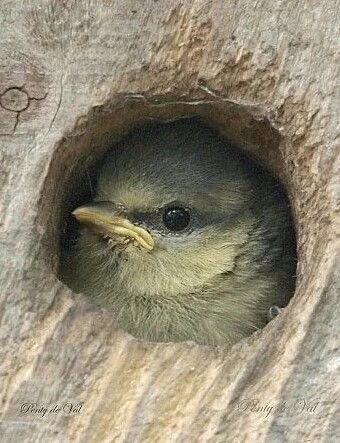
[{"x1": 75, "y1": 219, "x2": 253, "y2": 299}]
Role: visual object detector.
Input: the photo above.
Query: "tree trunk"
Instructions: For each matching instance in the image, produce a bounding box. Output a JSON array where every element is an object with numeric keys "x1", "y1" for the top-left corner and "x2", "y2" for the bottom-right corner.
[{"x1": 0, "y1": 1, "x2": 338, "y2": 442}]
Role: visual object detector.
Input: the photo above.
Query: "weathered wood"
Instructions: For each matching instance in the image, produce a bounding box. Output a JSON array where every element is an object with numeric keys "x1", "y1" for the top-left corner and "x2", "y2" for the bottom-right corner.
[{"x1": 0, "y1": 1, "x2": 339, "y2": 441}]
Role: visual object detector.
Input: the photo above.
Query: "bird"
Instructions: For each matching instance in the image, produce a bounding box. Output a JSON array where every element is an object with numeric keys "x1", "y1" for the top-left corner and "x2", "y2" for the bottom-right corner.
[{"x1": 60, "y1": 118, "x2": 296, "y2": 346}]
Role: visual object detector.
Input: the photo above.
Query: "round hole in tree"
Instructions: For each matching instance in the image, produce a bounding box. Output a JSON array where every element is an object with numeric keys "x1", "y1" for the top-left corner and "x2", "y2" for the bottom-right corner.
[{"x1": 50, "y1": 99, "x2": 297, "y2": 347}]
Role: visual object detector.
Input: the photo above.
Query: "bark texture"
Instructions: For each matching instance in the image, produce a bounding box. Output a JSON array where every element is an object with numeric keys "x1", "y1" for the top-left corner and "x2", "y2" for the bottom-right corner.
[{"x1": 0, "y1": 1, "x2": 339, "y2": 442}]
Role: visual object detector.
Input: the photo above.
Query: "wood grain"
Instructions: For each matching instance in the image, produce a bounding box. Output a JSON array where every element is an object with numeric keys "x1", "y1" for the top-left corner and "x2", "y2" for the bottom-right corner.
[{"x1": 0, "y1": 1, "x2": 339, "y2": 441}]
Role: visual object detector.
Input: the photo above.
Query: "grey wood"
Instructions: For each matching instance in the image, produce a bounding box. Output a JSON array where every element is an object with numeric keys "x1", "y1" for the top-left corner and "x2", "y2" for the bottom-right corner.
[{"x1": 0, "y1": 1, "x2": 339, "y2": 441}]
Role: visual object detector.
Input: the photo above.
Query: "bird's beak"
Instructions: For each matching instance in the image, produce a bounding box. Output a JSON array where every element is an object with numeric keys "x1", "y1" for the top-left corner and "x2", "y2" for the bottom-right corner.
[{"x1": 72, "y1": 202, "x2": 154, "y2": 251}]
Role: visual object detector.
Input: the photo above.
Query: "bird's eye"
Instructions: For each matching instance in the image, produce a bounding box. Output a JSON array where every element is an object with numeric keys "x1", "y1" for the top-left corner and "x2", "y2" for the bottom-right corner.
[{"x1": 162, "y1": 206, "x2": 191, "y2": 231}]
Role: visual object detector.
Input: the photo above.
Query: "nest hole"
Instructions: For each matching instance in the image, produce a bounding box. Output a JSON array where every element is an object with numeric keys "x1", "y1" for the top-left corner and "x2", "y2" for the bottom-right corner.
[{"x1": 41, "y1": 97, "x2": 297, "y2": 346}]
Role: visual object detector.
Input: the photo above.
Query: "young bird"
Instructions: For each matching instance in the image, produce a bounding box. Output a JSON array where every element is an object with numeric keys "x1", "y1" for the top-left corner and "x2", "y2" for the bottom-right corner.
[{"x1": 61, "y1": 118, "x2": 296, "y2": 346}]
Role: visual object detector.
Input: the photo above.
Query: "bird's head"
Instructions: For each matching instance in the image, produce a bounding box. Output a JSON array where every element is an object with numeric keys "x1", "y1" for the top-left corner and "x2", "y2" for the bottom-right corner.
[{"x1": 71, "y1": 120, "x2": 265, "y2": 298}]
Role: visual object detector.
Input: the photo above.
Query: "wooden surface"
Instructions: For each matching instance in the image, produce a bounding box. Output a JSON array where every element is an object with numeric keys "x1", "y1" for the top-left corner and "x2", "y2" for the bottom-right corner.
[{"x1": 0, "y1": 1, "x2": 339, "y2": 441}]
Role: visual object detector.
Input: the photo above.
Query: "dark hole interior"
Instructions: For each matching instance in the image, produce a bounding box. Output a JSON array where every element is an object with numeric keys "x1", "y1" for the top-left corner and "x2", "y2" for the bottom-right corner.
[
  {"x1": 57, "y1": 112, "x2": 297, "y2": 347},
  {"x1": 60, "y1": 167, "x2": 98, "y2": 253}
]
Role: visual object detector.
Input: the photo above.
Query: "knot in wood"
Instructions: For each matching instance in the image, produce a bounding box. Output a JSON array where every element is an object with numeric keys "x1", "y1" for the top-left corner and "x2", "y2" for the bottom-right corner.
[{"x1": 0, "y1": 88, "x2": 29, "y2": 112}]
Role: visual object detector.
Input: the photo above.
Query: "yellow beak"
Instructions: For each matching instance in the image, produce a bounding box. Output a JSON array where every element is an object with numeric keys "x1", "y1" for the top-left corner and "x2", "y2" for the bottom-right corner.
[{"x1": 72, "y1": 203, "x2": 154, "y2": 252}]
